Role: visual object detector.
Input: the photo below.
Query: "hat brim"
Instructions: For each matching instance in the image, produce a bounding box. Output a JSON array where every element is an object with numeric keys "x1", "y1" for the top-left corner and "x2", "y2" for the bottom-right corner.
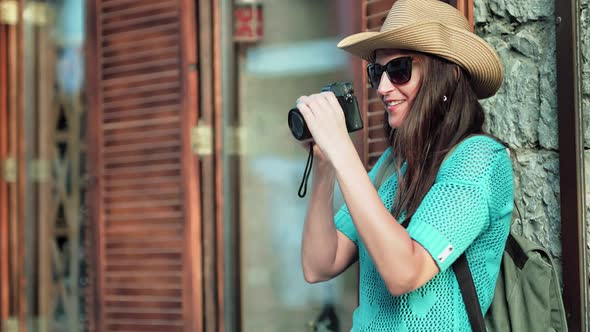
[{"x1": 338, "y1": 22, "x2": 504, "y2": 99}]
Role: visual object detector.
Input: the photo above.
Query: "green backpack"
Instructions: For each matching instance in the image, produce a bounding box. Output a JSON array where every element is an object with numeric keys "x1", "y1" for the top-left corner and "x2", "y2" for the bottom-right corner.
[
  {"x1": 373, "y1": 145, "x2": 568, "y2": 332},
  {"x1": 457, "y1": 229, "x2": 569, "y2": 332}
]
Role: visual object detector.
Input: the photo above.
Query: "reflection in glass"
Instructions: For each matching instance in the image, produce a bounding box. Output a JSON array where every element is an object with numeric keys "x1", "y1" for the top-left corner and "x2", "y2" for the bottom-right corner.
[
  {"x1": 23, "y1": 0, "x2": 86, "y2": 330},
  {"x1": 236, "y1": 1, "x2": 357, "y2": 330}
]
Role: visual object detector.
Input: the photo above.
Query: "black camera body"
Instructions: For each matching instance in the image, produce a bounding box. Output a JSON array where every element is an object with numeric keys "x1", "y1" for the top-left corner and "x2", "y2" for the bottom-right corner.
[{"x1": 288, "y1": 82, "x2": 363, "y2": 141}]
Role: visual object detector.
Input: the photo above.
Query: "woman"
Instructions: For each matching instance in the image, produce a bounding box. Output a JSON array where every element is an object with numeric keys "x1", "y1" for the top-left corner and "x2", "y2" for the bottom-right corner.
[{"x1": 297, "y1": 0, "x2": 514, "y2": 330}]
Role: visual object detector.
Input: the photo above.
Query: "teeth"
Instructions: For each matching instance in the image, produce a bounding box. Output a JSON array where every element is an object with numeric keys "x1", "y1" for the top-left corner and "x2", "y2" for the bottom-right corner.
[{"x1": 387, "y1": 101, "x2": 403, "y2": 106}]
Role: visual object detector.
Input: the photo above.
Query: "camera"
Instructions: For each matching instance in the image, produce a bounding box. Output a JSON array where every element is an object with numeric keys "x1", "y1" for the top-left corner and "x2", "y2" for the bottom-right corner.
[{"x1": 288, "y1": 82, "x2": 363, "y2": 141}]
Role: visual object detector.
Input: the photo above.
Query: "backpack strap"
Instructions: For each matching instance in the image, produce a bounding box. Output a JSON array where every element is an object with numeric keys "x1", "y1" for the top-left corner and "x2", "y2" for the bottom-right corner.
[
  {"x1": 451, "y1": 138, "x2": 515, "y2": 332},
  {"x1": 504, "y1": 233, "x2": 527, "y2": 269},
  {"x1": 453, "y1": 254, "x2": 486, "y2": 332},
  {"x1": 446, "y1": 135, "x2": 489, "y2": 332}
]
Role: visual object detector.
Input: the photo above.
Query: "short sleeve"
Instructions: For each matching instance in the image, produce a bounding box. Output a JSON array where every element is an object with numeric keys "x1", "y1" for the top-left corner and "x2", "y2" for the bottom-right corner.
[
  {"x1": 334, "y1": 148, "x2": 392, "y2": 245},
  {"x1": 406, "y1": 181, "x2": 489, "y2": 272},
  {"x1": 406, "y1": 136, "x2": 510, "y2": 272}
]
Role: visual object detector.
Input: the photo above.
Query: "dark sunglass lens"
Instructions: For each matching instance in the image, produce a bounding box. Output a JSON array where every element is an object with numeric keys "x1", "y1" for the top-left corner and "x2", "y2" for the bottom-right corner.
[
  {"x1": 367, "y1": 65, "x2": 376, "y2": 87},
  {"x1": 389, "y1": 69, "x2": 410, "y2": 84},
  {"x1": 367, "y1": 57, "x2": 411, "y2": 87},
  {"x1": 387, "y1": 57, "x2": 412, "y2": 84},
  {"x1": 367, "y1": 64, "x2": 382, "y2": 87}
]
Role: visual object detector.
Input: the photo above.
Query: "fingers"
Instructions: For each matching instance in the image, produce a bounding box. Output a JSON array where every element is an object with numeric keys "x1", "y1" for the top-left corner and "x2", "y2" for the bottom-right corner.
[
  {"x1": 297, "y1": 92, "x2": 342, "y2": 119},
  {"x1": 324, "y1": 92, "x2": 341, "y2": 111},
  {"x1": 313, "y1": 92, "x2": 334, "y2": 113},
  {"x1": 296, "y1": 96, "x2": 315, "y2": 124},
  {"x1": 296, "y1": 92, "x2": 346, "y2": 135},
  {"x1": 295, "y1": 91, "x2": 348, "y2": 152}
]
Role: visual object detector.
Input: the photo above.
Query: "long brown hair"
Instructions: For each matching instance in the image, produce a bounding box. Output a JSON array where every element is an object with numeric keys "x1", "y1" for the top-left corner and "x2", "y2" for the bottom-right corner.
[{"x1": 389, "y1": 52, "x2": 486, "y2": 225}]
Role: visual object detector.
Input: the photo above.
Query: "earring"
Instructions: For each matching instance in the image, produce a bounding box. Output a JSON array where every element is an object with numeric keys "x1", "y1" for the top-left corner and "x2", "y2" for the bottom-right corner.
[{"x1": 443, "y1": 95, "x2": 448, "y2": 102}]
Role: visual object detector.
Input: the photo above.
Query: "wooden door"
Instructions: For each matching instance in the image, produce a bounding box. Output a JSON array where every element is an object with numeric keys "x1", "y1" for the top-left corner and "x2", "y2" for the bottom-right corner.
[
  {"x1": 85, "y1": 0, "x2": 205, "y2": 330},
  {"x1": 0, "y1": 13, "x2": 10, "y2": 331}
]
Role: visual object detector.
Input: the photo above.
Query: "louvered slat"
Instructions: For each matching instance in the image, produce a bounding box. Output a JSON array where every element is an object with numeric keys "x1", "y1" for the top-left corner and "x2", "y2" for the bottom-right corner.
[
  {"x1": 103, "y1": 98, "x2": 180, "y2": 115},
  {"x1": 103, "y1": 81, "x2": 180, "y2": 99},
  {"x1": 104, "y1": 129, "x2": 181, "y2": 146},
  {"x1": 102, "y1": 37, "x2": 180, "y2": 60},
  {"x1": 102, "y1": 2, "x2": 177, "y2": 19},
  {"x1": 103, "y1": 108, "x2": 179, "y2": 123},
  {"x1": 102, "y1": 70, "x2": 179, "y2": 88},
  {"x1": 104, "y1": 228, "x2": 182, "y2": 237},
  {"x1": 103, "y1": 185, "x2": 180, "y2": 197}
]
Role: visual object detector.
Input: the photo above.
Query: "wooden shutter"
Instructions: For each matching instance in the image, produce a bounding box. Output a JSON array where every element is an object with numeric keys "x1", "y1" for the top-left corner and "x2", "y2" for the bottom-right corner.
[
  {"x1": 0, "y1": 2, "x2": 25, "y2": 329},
  {"x1": 85, "y1": 0, "x2": 203, "y2": 331},
  {"x1": 360, "y1": 0, "x2": 474, "y2": 168}
]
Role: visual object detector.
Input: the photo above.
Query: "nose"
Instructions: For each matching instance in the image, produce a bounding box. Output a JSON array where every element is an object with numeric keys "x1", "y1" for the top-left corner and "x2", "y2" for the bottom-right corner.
[{"x1": 376, "y1": 72, "x2": 395, "y2": 96}]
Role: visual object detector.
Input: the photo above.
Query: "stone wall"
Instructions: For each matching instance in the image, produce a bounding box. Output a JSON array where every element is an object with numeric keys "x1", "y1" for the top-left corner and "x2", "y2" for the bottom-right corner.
[{"x1": 474, "y1": 0, "x2": 564, "y2": 276}]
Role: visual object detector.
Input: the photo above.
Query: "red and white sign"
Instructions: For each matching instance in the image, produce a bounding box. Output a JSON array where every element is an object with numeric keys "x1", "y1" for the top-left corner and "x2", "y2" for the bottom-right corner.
[{"x1": 234, "y1": 4, "x2": 263, "y2": 42}]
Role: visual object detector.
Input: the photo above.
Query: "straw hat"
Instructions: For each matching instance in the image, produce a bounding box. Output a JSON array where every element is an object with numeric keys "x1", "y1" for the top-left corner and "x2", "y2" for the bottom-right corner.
[{"x1": 337, "y1": 0, "x2": 503, "y2": 99}]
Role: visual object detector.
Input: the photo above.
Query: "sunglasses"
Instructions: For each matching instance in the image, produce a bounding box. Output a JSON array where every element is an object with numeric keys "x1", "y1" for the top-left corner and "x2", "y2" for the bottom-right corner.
[{"x1": 367, "y1": 56, "x2": 413, "y2": 88}]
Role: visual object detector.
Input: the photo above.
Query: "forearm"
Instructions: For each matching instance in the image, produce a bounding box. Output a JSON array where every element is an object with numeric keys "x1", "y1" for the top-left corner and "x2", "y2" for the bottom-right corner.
[
  {"x1": 301, "y1": 164, "x2": 339, "y2": 281},
  {"x1": 332, "y1": 143, "x2": 422, "y2": 292}
]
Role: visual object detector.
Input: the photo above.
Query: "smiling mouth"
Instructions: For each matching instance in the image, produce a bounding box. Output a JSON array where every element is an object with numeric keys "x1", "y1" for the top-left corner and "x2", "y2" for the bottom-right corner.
[{"x1": 385, "y1": 100, "x2": 404, "y2": 107}]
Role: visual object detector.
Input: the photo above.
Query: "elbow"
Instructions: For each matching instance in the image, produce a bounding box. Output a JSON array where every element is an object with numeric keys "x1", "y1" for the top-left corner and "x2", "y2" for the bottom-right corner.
[
  {"x1": 301, "y1": 254, "x2": 336, "y2": 284},
  {"x1": 302, "y1": 258, "x2": 334, "y2": 283},
  {"x1": 303, "y1": 273, "x2": 323, "y2": 284},
  {"x1": 385, "y1": 283, "x2": 413, "y2": 297},
  {"x1": 384, "y1": 270, "x2": 418, "y2": 297},
  {"x1": 302, "y1": 266, "x2": 330, "y2": 284},
  {"x1": 383, "y1": 242, "x2": 434, "y2": 296}
]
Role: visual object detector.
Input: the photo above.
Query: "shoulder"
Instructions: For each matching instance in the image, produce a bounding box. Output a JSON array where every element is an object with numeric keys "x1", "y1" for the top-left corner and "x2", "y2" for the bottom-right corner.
[
  {"x1": 437, "y1": 135, "x2": 512, "y2": 185},
  {"x1": 454, "y1": 135, "x2": 508, "y2": 158}
]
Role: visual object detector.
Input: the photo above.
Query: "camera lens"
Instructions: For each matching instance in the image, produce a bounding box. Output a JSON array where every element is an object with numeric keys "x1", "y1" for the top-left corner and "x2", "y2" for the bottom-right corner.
[
  {"x1": 289, "y1": 112, "x2": 303, "y2": 138},
  {"x1": 287, "y1": 108, "x2": 307, "y2": 140}
]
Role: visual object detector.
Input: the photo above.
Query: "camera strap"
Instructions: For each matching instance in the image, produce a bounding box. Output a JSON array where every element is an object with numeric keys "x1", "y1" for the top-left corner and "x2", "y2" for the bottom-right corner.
[{"x1": 298, "y1": 142, "x2": 314, "y2": 198}]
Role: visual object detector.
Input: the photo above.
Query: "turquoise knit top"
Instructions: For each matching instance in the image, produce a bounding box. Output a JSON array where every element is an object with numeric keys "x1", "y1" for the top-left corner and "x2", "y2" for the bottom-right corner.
[{"x1": 335, "y1": 135, "x2": 514, "y2": 331}]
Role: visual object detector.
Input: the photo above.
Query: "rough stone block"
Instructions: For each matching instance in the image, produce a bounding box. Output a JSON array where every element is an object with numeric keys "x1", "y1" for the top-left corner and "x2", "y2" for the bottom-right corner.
[
  {"x1": 484, "y1": 52, "x2": 540, "y2": 148},
  {"x1": 513, "y1": 150, "x2": 561, "y2": 258},
  {"x1": 482, "y1": 20, "x2": 516, "y2": 35},
  {"x1": 474, "y1": 0, "x2": 490, "y2": 24},
  {"x1": 511, "y1": 25, "x2": 545, "y2": 59},
  {"x1": 505, "y1": 0, "x2": 554, "y2": 22},
  {"x1": 488, "y1": 0, "x2": 507, "y2": 17},
  {"x1": 538, "y1": 24, "x2": 558, "y2": 150},
  {"x1": 582, "y1": 7, "x2": 590, "y2": 95}
]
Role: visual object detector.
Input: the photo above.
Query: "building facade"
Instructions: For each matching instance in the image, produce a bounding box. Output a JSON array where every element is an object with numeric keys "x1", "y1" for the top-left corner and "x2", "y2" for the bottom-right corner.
[{"x1": 0, "y1": 0, "x2": 588, "y2": 331}]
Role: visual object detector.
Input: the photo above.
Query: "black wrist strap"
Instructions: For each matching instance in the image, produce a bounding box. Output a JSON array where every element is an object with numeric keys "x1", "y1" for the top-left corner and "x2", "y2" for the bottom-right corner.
[{"x1": 298, "y1": 142, "x2": 314, "y2": 198}]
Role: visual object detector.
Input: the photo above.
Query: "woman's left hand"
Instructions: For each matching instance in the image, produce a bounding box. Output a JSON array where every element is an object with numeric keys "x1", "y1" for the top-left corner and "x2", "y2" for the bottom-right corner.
[{"x1": 296, "y1": 92, "x2": 354, "y2": 165}]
